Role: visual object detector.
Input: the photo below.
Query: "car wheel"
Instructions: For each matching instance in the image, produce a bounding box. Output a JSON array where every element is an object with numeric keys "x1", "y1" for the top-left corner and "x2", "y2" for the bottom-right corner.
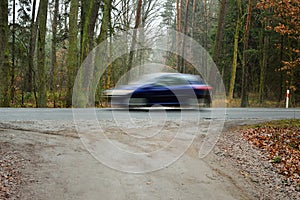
[
  {"x1": 204, "y1": 97, "x2": 211, "y2": 107},
  {"x1": 197, "y1": 97, "x2": 211, "y2": 108},
  {"x1": 129, "y1": 97, "x2": 147, "y2": 107}
]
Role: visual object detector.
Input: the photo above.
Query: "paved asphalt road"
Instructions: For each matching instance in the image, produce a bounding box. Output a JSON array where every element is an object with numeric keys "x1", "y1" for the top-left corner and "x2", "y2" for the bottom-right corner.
[{"x1": 0, "y1": 107, "x2": 299, "y2": 121}]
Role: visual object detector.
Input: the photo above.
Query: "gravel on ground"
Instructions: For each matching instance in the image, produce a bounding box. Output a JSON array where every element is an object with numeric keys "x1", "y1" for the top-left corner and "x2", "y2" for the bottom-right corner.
[{"x1": 0, "y1": 120, "x2": 299, "y2": 200}]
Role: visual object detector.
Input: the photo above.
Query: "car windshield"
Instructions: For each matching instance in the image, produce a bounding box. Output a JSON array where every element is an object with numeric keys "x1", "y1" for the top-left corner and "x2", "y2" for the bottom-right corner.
[{"x1": 129, "y1": 73, "x2": 163, "y2": 85}]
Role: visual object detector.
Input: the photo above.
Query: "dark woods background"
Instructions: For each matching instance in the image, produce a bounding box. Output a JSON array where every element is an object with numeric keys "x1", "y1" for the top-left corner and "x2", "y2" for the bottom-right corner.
[{"x1": 0, "y1": 0, "x2": 299, "y2": 108}]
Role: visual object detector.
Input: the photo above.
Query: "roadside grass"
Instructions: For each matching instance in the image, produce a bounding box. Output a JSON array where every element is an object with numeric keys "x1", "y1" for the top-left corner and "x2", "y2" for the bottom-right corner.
[
  {"x1": 226, "y1": 93, "x2": 300, "y2": 108},
  {"x1": 240, "y1": 119, "x2": 300, "y2": 189},
  {"x1": 227, "y1": 98, "x2": 286, "y2": 108}
]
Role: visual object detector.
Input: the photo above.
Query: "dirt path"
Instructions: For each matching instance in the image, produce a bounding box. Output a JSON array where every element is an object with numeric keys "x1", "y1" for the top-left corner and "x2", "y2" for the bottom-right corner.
[{"x1": 0, "y1": 119, "x2": 292, "y2": 200}]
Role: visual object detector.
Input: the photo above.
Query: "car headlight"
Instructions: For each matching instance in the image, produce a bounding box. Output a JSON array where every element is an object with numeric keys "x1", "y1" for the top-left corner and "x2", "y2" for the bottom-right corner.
[{"x1": 104, "y1": 89, "x2": 134, "y2": 96}]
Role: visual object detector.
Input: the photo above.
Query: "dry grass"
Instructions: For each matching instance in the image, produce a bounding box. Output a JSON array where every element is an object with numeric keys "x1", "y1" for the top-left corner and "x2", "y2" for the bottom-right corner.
[{"x1": 226, "y1": 93, "x2": 299, "y2": 108}]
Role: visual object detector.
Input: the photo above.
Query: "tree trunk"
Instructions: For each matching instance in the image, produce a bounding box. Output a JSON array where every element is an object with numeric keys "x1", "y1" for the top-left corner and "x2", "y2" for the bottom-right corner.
[
  {"x1": 203, "y1": 0, "x2": 208, "y2": 51},
  {"x1": 78, "y1": 0, "x2": 100, "y2": 106},
  {"x1": 66, "y1": 0, "x2": 79, "y2": 107},
  {"x1": 51, "y1": 0, "x2": 59, "y2": 107},
  {"x1": 97, "y1": 0, "x2": 111, "y2": 44},
  {"x1": 25, "y1": 0, "x2": 37, "y2": 92},
  {"x1": 176, "y1": 0, "x2": 182, "y2": 72},
  {"x1": 259, "y1": 21, "x2": 269, "y2": 104},
  {"x1": 36, "y1": 0, "x2": 49, "y2": 107},
  {"x1": 89, "y1": 0, "x2": 101, "y2": 49},
  {"x1": 176, "y1": 0, "x2": 182, "y2": 33},
  {"x1": 97, "y1": 0, "x2": 112, "y2": 106},
  {"x1": 11, "y1": 0, "x2": 16, "y2": 104},
  {"x1": 213, "y1": 0, "x2": 227, "y2": 66},
  {"x1": 180, "y1": 0, "x2": 190, "y2": 73},
  {"x1": 240, "y1": 0, "x2": 252, "y2": 107},
  {"x1": 81, "y1": 0, "x2": 101, "y2": 107},
  {"x1": 228, "y1": 0, "x2": 241, "y2": 102},
  {"x1": 0, "y1": 0, "x2": 10, "y2": 107},
  {"x1": 190, "y1": 0, "x2": 197, "y2": 74},
  {"x1": 127, "y1": 0, "x2": 143, "y2": 80},
  {"x1": 80, "y1": 0, "x2": 99, "y2": 63},
  {"x1": 278, "y1": 36, "x2": 284, "y2": 103}
]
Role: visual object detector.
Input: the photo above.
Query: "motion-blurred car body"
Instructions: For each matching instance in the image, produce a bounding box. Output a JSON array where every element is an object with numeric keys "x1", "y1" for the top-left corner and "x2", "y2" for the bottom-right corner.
[{"x1": 104, "y1": 73, "x2": 212, "y2": 108}]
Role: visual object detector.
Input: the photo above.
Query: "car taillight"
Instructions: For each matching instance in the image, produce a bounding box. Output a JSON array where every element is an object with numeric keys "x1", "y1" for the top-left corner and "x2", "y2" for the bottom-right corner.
[{"x1": 192, "y1": 85, "x2": 212, "y2": 90}]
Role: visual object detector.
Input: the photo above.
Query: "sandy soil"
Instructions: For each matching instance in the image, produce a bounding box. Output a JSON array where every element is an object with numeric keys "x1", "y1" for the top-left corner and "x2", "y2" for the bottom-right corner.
[{"x1": 0, "y1": 119, "x2": 298, "y2": 200}]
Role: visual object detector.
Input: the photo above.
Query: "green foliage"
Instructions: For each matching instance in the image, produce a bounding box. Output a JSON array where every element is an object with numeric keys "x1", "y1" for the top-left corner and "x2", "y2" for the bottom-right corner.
[
  {"x1": 160, "y1": 0, "x2": 176, "y2": 29},
  {"x1": 271, "y1": 156, "x2": 281, "y2": 163}
]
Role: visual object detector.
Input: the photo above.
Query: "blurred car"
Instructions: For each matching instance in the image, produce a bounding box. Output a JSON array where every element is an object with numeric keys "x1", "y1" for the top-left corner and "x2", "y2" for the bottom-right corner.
[{"x1": 104, "y1": 73, "x2": 212, "y2": 108}]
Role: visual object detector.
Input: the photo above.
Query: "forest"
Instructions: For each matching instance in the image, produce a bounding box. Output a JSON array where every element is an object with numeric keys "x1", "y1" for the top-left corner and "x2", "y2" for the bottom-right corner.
[{"x1": 0, "y1": 0, "x2": 299, "y2": 108}]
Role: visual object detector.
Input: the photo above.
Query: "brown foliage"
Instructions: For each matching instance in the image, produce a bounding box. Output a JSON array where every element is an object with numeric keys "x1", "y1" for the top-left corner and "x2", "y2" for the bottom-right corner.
[
  {"x1": 241, "y1": 120, "x2": 300, "y2": 185},
  {"x1": 0, "y1": 142, "x2": 24, "y2": 199},
  {"x1": 257, "y1": 0, "x2": 300, "y2": 38},
  {"x1": 257, "y1": 0, "x2": 300, "y2": 72}
]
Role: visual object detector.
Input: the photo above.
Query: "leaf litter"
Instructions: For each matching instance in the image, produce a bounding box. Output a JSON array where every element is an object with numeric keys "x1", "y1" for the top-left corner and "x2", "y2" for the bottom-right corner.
[
  {"x1": 241, "y1": 120, "x2": 300, "y2": 187},
  {"x1": 0, "y1": 142, "x2": 25, "y2": 199}
]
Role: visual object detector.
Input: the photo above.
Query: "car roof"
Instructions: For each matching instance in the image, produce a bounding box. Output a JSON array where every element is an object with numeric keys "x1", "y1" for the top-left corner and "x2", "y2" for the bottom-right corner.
[
  {"x1": 139, "y1": 72, "x2": 199, "y2": 80},
  {"x1": 129, "y1": 73, "x2": 204, "y2": 85}
]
